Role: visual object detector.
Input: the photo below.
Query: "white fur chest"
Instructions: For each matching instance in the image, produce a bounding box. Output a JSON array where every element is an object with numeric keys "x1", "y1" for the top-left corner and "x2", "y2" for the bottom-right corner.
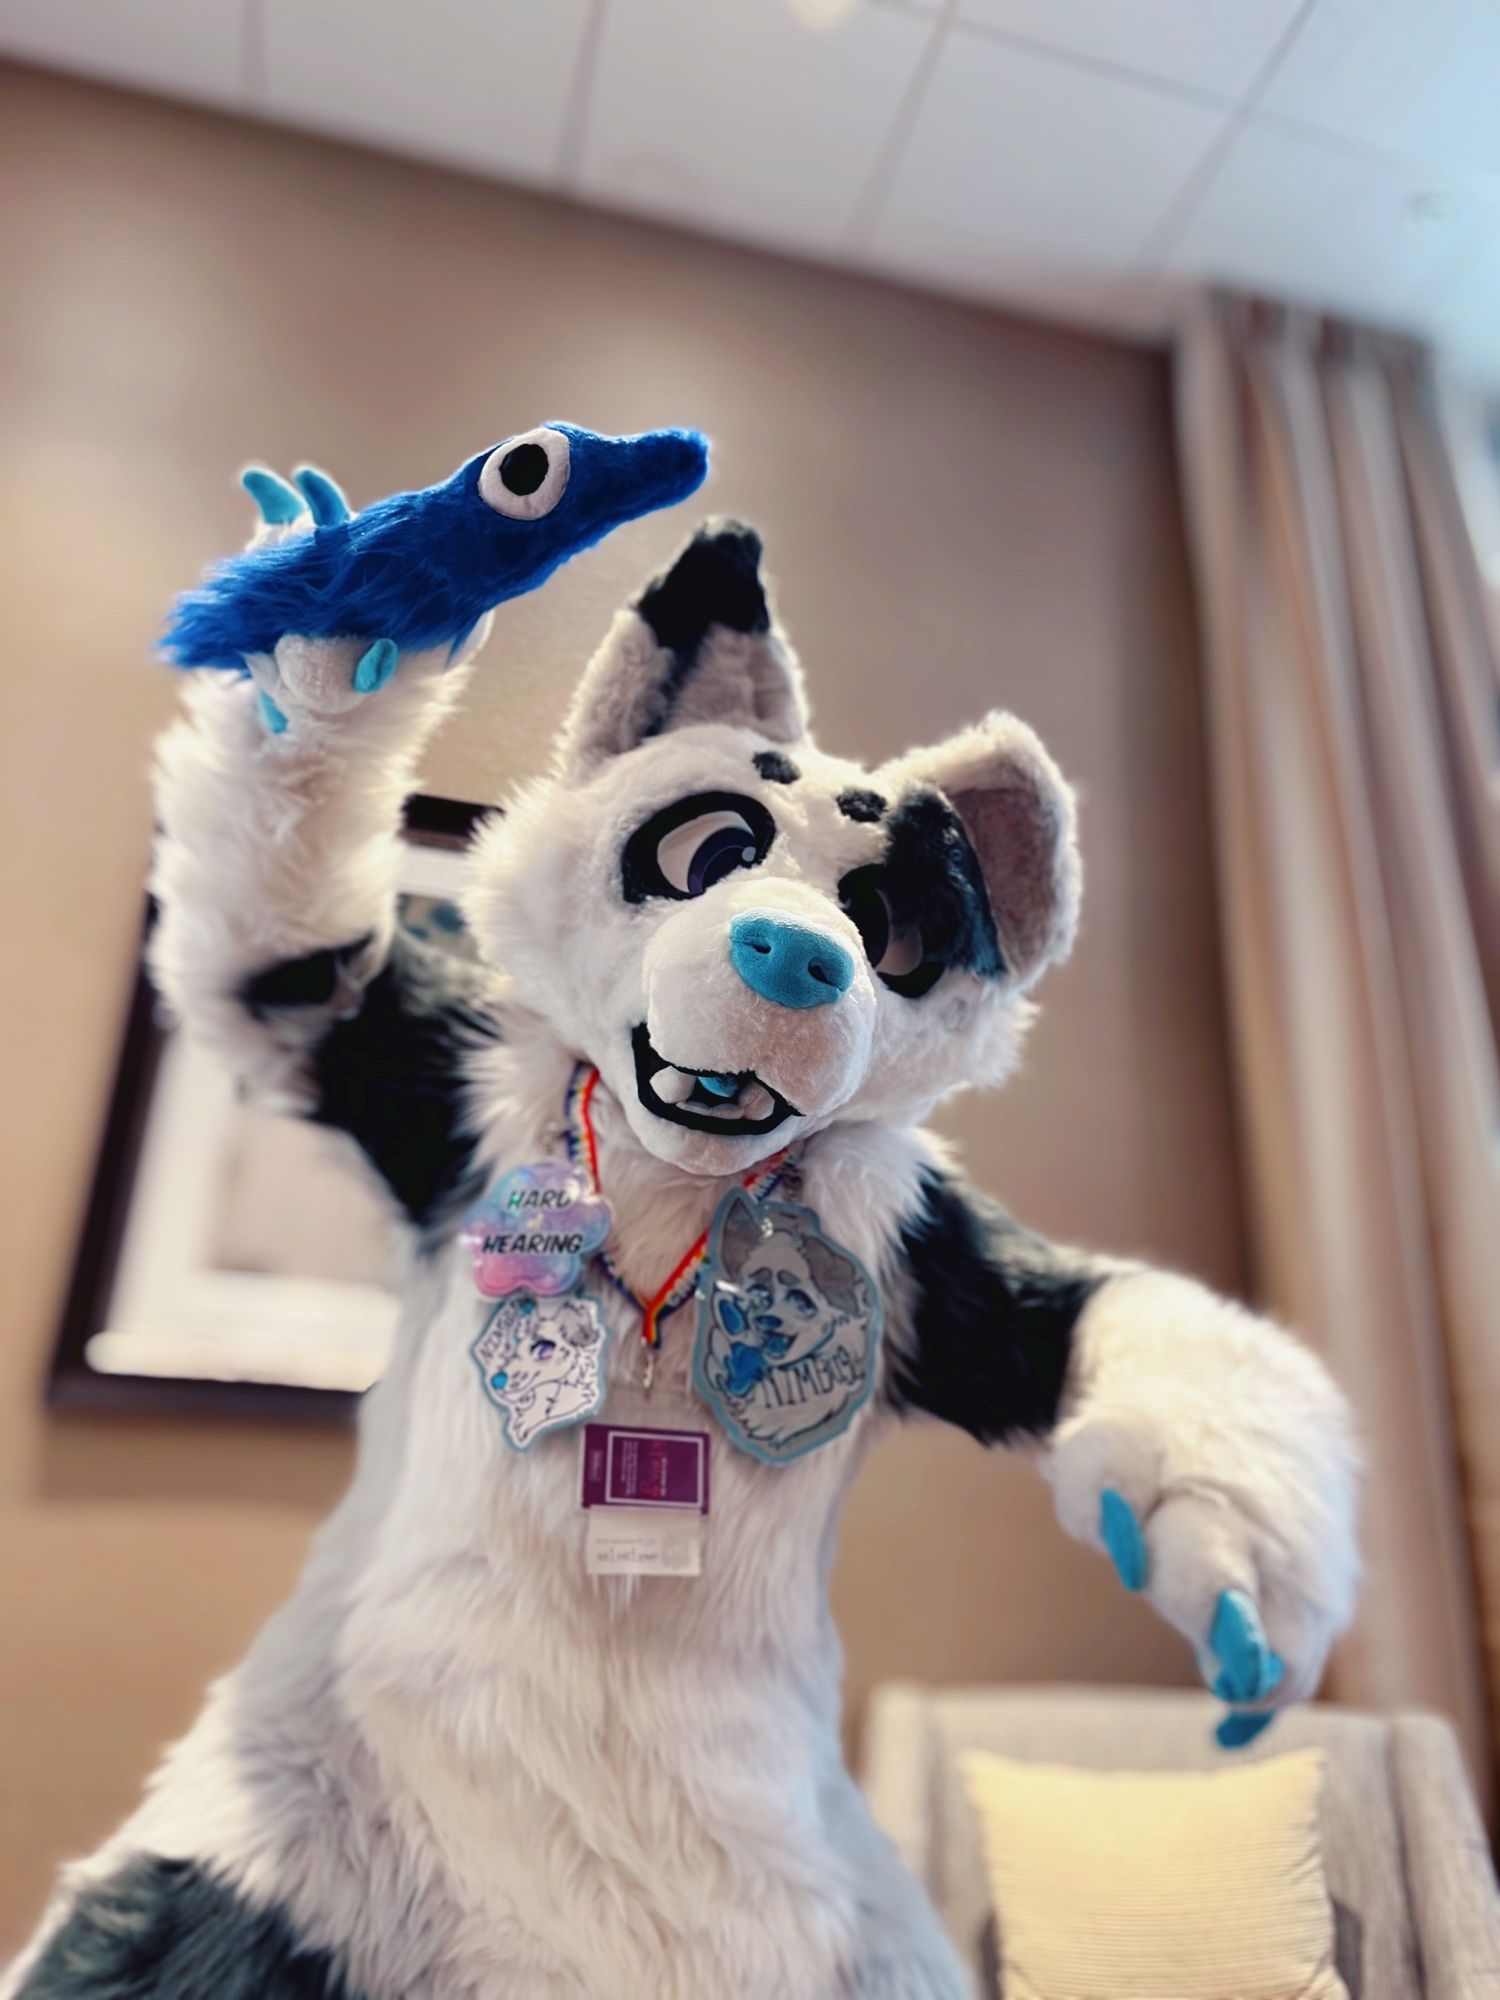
[{"x1": 322, "y1": 1050, "x2": 934, "y2": 1998}]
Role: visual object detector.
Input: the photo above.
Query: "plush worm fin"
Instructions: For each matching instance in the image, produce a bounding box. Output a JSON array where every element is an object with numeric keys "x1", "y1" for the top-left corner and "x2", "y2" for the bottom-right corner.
[
  {"x1": 293, "y1": 464, "x2": 352, "y2": 528},
  {"x1": 240, "y1": 466, "x2": 304, "y2": 526}
]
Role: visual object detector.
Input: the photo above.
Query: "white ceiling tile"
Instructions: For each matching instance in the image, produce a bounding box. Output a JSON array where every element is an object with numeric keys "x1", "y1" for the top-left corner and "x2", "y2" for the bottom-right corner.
[
  {"x1": 1261, "y1": 0, "x2": 1500, "y2": 189},
  {"x1": 261, "y1": 0, "x2": 590, "y2": 186},
  {"x1": 954, "y1": 0, "x2": 1304, "y2": 102},
  {"x1": 578, "y1": 0, "x2": 930, "y2": 255},
  {"x1": 1165, "y1": 115, "x2": 1484, "y2": 326},
  {"x1": 871, "y1": 28, "x2": 1225, "y2": 296},
  {"x1": 0, "y1": 0, "x2": 244, "y2": 103}
]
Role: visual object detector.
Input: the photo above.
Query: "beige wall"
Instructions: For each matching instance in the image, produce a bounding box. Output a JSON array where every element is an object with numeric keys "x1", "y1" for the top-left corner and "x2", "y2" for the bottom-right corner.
[{"x1": 0, "y1": 65, "x2": 1239, "y2": 1947}]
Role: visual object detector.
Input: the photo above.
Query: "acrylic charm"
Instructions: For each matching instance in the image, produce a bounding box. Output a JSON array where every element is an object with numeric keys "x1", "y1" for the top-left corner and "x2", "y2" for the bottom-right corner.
[
  {"x1": 693, "y1": 1192, "x2": 880, "y2": 1465},
  {"x1": 472, "y1": 1291, "x2": 609, "y2": 1451},
  {"x1": 462, "y1": 1159, "x2": 612, "y2": 1299}
]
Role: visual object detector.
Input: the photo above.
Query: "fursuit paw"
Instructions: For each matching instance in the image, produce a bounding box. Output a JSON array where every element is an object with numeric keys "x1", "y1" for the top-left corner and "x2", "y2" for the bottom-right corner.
[
  {"x1": 1049, "y1": 1271, "x2": 1360, "y2": 1749},
  {"x1": 236, "y1": 465, "x2": 490, "y2": 737}
]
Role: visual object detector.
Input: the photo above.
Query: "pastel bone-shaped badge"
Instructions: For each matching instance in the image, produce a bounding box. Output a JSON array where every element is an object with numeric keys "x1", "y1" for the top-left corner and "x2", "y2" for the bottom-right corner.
[{"x1": 462, "y1": 1161, "x2": 613, "y2": 1299}]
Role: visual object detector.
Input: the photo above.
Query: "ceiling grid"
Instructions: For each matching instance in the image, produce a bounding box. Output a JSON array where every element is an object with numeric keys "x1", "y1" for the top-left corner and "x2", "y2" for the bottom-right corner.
[{"x1": 1, "y1": 0, "x2": 1494, "y2": 380}]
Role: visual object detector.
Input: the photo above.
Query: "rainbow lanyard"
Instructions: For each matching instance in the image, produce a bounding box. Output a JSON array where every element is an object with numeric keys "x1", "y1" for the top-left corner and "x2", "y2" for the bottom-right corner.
[{"x1": 563, "y1": 1063, "x2": 790, "y2": 1370}]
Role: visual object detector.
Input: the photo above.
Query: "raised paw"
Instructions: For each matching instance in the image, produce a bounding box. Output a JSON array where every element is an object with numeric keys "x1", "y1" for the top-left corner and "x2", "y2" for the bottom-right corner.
[
  {"x1": 236, "y1": 466, "x2": 390, "y2": 733},
  {"x1": 246, "y1": 633, "x2": 396, "y2": 731},
  {"x1": 245, "y1": 625, "x2": 482, "y2": 737},
  {"x1": 221, "y1": 463, "x2": 494, "y2": 733}
]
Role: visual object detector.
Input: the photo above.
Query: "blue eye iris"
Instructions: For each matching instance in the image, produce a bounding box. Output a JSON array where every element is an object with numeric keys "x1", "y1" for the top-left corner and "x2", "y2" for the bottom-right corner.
[
  {"x1": 687, "y1": 825, "x2": 758, "y2": 896},
  {"x1": 652, "y1": 804, "x2": 766, "y2": 898}
]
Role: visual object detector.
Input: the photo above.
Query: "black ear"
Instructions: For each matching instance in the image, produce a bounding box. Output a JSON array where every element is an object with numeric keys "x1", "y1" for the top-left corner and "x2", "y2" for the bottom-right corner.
[
  {"x1": 636, "y1": 522, "x2": 771, "y2": 657},
  {"x1": 556, "y1": 520, "x2": 808, "y2": 776}
]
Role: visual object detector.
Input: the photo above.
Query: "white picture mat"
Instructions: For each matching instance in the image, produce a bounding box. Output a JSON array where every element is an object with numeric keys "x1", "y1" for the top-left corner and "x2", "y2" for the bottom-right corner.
[{"x1": 86, "y1": 839, "x2": 473, "y2": 1394}]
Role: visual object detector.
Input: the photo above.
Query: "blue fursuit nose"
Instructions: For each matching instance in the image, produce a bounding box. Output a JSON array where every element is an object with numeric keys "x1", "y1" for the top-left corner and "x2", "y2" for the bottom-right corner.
[{"x1": 729, "y1": 912, "x2": 855, "y2": 1009}]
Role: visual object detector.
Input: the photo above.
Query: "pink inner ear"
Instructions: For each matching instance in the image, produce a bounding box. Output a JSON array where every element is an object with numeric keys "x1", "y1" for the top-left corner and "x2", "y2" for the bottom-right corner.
[
  {"x1": 660, "y1": 629, "x2": 808, "y2": 745},
  {"x1": 950, "y1": 781, "x2": 1072, "y2": 984}
]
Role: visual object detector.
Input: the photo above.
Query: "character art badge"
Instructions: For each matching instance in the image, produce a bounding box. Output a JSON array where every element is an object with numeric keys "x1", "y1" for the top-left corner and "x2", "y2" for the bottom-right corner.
[
  {"x1": 473, "y1": 1292, "x2": 610, "y2": 1451},
  {"x1": 693, "y1": 1190, "x2": 880, "y2": 1465}
]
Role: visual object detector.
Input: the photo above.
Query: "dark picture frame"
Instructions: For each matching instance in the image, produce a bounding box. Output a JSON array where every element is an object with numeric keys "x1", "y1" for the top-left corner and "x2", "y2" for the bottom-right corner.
[{"x1": 47, "y1": 794, "x2": 489, "y2": 1424}]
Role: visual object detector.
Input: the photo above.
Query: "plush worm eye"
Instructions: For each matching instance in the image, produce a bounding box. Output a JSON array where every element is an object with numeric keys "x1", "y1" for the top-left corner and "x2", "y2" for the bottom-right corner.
[
  {"x1": 478, "y1": 426, "x2": 570, "y2": 521},
  {"x1": 656, "y1": 808, "x2": 762, "y2": 897}
]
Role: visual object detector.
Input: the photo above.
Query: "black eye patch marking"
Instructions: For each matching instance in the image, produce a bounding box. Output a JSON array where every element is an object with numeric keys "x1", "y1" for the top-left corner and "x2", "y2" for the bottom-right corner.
[
  {"x1": 752, "y1": 749, "x2": 800, "y2": 785},
  {"x1": 864, "y1": 788, "x2": 1004, "y2": 988},
  {"x1": 622, "y1": 790, "x2": 776, "y2": 905},
  {"x1": 836, "y1": 788, "x2": 887, "y2": 824}
]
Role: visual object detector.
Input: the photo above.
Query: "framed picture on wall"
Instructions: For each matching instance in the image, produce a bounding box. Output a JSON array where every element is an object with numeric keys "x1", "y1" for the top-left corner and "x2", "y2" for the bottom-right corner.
[{"x1": 47, "y1": 794, "x2": 488, "y2": 1422}]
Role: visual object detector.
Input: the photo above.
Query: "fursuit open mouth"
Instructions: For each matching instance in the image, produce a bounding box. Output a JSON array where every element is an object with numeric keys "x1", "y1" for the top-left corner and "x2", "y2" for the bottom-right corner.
[{"x1": 631, "y1": 1024, "x2": 800, "y2": 1138}]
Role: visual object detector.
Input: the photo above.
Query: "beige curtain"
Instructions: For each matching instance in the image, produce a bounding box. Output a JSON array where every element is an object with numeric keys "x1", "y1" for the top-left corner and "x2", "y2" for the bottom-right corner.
[{"x1": 1174, "y1": 297, "x2": 1500, "y2": 1799}]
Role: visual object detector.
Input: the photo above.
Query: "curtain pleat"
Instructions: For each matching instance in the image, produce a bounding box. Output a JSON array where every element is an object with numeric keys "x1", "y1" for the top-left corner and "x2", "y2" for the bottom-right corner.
[
  {"x1": 1175, "y1": 300, "x2": 1495, "y2": 1798},
  {"x1": 1398, "y1": 375, "x2": 1500, "y2": 1027}
]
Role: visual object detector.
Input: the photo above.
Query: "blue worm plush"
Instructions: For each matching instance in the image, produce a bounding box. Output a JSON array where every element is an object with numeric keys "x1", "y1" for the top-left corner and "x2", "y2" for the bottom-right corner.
[{"x1": 162, "y1": 423, "x2": 709, "y2": 673}]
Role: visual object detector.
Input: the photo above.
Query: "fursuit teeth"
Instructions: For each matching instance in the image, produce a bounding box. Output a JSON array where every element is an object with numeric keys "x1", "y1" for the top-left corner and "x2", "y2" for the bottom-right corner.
[
  {"x1": 631, "y1": 1025, "x2": 793, "y2": 1137},
  {"x1": 161, "y1": 423, "x2": 710, "y2": 673},
  {"x1": 651, "y1": 1067, "x2": 776, "y2": 1119}
]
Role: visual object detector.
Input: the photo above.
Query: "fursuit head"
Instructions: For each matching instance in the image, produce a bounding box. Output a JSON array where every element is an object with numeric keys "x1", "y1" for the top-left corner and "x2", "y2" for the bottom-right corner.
[{"x1": 6, "y1": 429, "x2": 1360, "y2": 2000}]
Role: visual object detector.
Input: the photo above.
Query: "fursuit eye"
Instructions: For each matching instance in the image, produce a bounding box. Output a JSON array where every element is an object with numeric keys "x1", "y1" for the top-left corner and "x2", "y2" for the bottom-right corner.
[
  {"x1": 655, "y1": 809, "x2": 761, "y2": 897},
  {"x1": 841, "y1": 873, "x2": 922, "y2": 977},
  {"x1": 839, "y1": 865, "x2": 942, "y2": 997},
  {"x1": 532, "y1": 1338, "x2": 556, "y2": 1360},
  {"x1": 477, "y1": 426, "x2": 571, "y2": 521},
  {"x1": 621, "y1": 791, "x2": 776, "y2": 904}
]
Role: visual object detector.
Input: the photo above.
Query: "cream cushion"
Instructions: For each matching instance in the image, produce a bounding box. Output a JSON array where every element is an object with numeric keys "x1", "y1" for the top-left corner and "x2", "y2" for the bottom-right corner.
[{"x1": 963, "y1": 1747, "x2": 1349, "y2": 2000}]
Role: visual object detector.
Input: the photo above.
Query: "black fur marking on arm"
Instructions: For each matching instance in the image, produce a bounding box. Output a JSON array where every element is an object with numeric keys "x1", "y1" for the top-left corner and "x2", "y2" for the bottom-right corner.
[
  {"x1": 238, "y1": 929, "x2": 495, "y2": 1233},
  {"x1": 239, "y1": 936, "x2": 373, "y2": 1021},
  {"x1": 635, "y1": 520, "x2": 769, "y2": 664},
  {"x1": 752, "y1": 749, "x2": 800, "y2": 785},
  {"x1": 889, "y1": 1170, "x2": 1103, "y2": 1444},
  {"x1": 308, "y1": 931, "x2": 496, "y2": 1233},
  {"x1": 13, "y1": 1855, "x2": 365, "y2": 1999}
]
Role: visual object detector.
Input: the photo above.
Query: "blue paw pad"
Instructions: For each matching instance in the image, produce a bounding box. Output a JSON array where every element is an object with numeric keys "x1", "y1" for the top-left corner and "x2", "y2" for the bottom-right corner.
[
  {"x1": 354, "y1": 638, "x2": 398, "y2": 693},
  {"x1": 1099, "y1": 1489, "x2": 1148, "y2": 1593},
  {"x1": 258, "y1": 691, "x2": 289, "y2": 736},
  {"x1": 1212, "y1": 1652, "x2": 1285, "y2": 1704},
  {"x1": 1208, "y1": 1589, "x2": 1282, "y2": 1705},
  {"x1": 1217, "y1": 1709, "x2": 1275, "y2": 1751}
]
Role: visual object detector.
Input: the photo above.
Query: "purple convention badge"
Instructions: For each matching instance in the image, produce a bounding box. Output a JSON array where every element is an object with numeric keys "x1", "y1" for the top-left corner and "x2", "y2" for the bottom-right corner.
[
  {"x1": 579, "y1": 1425, "x2": 711, "y2": 1514},
  {"x1": 473, "y1": 1292, "x2": 609, "y2": 1451},
  {"x1": 462, "y1": 1159, "x2": 612, "y2": 1299}
]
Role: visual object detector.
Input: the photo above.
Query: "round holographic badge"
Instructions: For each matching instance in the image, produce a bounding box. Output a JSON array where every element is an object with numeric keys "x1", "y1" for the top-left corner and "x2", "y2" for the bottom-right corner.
[{"x1": 461, "y1": 1160, "x2": 613, "y2": 1299}]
